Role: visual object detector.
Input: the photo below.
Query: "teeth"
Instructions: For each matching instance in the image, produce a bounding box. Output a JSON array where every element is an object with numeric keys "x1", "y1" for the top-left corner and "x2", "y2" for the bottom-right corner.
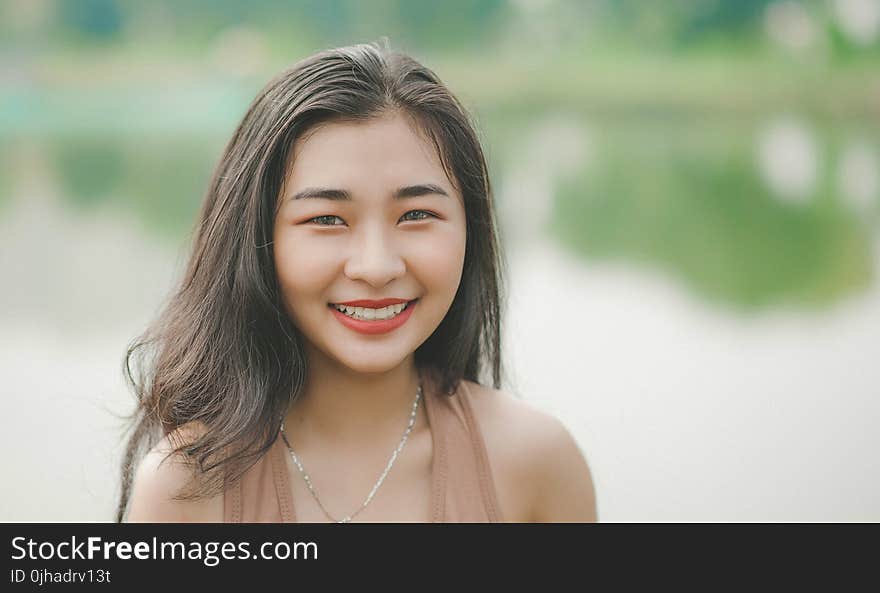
[{"x1": 333, "y1": 302, "x2": 409, "y2": 321}]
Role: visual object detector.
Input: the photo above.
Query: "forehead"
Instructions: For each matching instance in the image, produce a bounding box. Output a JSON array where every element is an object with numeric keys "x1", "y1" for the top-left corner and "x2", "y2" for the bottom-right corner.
[{"x1": 285, "y1": 112, "x2": 453, "y2": 191}]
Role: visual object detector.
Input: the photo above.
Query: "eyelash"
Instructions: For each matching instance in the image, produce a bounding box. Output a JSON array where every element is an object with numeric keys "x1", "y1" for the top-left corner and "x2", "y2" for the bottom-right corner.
[{"x1": 307, "y1": 210, "x2": 437, "y2": 226}]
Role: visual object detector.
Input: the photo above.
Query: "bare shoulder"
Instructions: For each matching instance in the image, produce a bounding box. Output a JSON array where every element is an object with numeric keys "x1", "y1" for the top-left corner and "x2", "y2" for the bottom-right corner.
[
  {"x1": 125, "y1": 421, "x2": 224, "y2": 523},
  {"x1": 462, "y1": 380, "x2": 598, "y2": 523}
]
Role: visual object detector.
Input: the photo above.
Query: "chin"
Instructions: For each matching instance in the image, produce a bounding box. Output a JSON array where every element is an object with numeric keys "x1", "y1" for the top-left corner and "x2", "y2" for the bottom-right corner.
[{"x1": 332, "y1": 350, "x2": 411, "y2": 375}]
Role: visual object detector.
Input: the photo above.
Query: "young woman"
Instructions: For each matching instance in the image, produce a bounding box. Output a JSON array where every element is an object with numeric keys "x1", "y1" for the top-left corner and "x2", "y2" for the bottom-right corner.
[{"x1": 118, "y1": 41, "x2": 596, "y2": 523}]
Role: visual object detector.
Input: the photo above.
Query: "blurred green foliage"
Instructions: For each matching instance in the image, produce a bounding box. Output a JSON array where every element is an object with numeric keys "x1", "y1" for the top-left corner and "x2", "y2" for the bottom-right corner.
[
  {"x1": 551, "y1": 118, "x2": 874, "y2": 310},
  {"x1": 50, "y1": 135, "x2": 125, "y2": 207},
  {"x1": 0, "y1": 0, "x2": 851, "y2": 52}
]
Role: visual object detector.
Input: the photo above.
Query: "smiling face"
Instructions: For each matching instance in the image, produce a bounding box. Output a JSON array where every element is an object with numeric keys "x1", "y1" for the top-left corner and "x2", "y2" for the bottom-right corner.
[{"x1": 273, "y1": 111, "x2": 467, "y2": 376}]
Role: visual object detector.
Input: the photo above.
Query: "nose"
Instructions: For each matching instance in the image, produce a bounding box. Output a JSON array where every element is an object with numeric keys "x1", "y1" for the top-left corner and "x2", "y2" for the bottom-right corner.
[{"x1": 343, "y1": 223, "x2": 406, "y2": 287}]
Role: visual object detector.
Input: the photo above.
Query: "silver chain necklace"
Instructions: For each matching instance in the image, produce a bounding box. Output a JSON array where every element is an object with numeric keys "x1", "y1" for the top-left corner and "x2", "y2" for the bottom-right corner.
[{"x1": 279, "y1": 383, "x2": 422, "y2": 523}]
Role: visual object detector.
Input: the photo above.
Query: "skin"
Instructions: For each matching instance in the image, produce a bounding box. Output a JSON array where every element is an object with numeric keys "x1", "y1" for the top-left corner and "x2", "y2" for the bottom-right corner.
[{"x1": 126, "y1": 111, "x2": 597, "y2": 523}]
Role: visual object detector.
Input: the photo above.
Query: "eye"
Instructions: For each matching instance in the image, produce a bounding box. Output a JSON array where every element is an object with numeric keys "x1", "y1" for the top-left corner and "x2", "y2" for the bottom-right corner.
[
  {"x1": 400, "y1": 210, "x2": 437, "y2": 222},
  {"x1": 307, "y1": 215, "x2": 345, "y2": 226}
]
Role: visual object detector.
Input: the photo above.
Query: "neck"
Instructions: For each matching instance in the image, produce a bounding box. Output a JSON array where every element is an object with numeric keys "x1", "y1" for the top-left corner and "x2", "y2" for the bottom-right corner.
[{"x1": 282, "y1": 346, "x2": 427, "y2": 449}]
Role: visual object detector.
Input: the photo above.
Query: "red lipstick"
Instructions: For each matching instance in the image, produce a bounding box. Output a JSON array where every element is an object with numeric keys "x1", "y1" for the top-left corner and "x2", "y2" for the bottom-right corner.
[{"x1": 328, "y1": 299, "x2": 418, "y2": 335}]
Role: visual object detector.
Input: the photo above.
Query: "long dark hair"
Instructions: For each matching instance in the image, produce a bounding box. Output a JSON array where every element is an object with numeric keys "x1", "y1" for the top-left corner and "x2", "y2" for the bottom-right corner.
[{"x1": 115, "y1": 40, "x2": 506, "y2": 522}]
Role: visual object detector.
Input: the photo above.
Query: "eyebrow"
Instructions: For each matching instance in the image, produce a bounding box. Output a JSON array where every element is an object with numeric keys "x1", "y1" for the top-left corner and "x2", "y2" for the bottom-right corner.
[{"x1": 289, "y1": 183, "x2": 449, "y2": 202}]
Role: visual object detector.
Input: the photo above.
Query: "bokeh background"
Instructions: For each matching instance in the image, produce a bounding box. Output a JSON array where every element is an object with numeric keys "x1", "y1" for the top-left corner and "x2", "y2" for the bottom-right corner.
[{"x1": 2, "y1": 0, "x2": 878, "y2": 521}]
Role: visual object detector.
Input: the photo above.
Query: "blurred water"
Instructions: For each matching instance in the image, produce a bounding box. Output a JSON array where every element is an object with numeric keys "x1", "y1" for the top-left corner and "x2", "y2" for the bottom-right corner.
[{"x1": 0, "y1": 144, "x2": 182, "y2": 520}]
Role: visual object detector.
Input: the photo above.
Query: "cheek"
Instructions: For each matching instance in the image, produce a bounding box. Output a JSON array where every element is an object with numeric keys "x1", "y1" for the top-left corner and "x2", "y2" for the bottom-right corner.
[
  {"x1": 414, "y1": 223, "x2": 466, "y2": 291},
  {"x1": 273, "y1": 232, "x2": 338, "y2": 299}
]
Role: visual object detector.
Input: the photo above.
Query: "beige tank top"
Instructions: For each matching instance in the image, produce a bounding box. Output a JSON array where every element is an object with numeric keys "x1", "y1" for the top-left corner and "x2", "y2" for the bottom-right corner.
[{"x1": 222, "y1": 372, "x2": 504, "y2": 522}]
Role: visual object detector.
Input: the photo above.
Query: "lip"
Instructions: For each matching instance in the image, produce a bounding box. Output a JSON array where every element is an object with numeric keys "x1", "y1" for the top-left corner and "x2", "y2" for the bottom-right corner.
[
  {"x1": 328, "y1": 299, "x2": 418, "y2": 335},
  {"x1": 332, "y1": 298, "x2": 411, "y2": 308}
]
